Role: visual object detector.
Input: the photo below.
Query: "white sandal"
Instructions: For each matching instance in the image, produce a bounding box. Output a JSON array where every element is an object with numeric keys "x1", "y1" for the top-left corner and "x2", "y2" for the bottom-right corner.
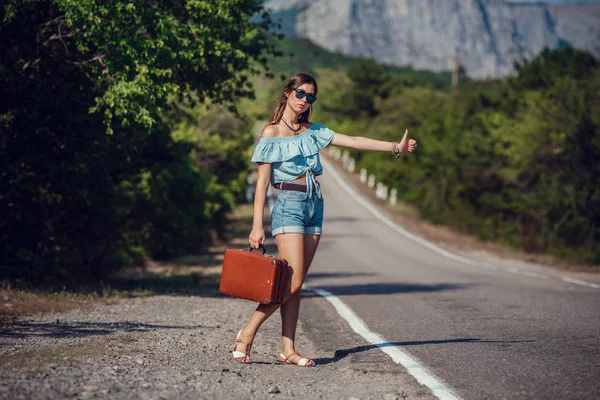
[
  {"x1": 279, "y1": 352, "x2": 314, "y2": 367},
  {"x1": 232, "y1": 330, "x2": 252, "y2": 364}
]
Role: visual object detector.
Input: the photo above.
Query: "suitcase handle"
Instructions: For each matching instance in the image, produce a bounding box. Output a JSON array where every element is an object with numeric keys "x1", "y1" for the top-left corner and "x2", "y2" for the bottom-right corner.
[{"x1": 248, "y1": 243, "x2": 267, "y2": 255}]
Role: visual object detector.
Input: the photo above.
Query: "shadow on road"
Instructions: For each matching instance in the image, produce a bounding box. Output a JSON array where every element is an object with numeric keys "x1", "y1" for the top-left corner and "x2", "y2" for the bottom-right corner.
[
  {"x1": 313, "y1": 338, "x2": 536, "y2": 365},
  {"x1": 302, "y1": 282, "x2": 472, "y2": 297}
]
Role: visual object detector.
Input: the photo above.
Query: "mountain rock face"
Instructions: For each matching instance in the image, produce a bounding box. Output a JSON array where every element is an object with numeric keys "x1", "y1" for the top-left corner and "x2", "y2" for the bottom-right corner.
[{"x1": 265, "y1": 0, "x2": 600, "y2": 78}]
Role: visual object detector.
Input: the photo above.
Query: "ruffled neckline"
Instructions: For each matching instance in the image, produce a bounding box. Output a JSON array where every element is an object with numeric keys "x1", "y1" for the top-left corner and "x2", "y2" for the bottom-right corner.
[
  {"x1": 251, "y1": 123, "x2": 333, "y2": 163},
  {"x1": 257, "y1": 123, "x2": 316, "y2": 143}
]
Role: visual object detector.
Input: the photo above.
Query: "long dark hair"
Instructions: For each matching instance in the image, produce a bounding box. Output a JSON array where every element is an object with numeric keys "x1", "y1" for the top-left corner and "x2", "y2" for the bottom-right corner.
[{"x1": 268, "y1": 73, "x2": 318, "y2": 126}]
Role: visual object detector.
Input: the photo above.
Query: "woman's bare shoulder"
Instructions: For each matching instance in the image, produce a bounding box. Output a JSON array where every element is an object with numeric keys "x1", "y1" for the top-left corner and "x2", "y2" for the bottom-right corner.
[{"x1": 261, "y1": 123, "x2": 282, "y2": 138}]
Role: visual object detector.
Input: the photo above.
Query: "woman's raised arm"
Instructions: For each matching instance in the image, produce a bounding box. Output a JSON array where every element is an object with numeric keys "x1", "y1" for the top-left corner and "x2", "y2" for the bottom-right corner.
[{"x1": 330, "y1": 129, "x2": 417, "y2": 154}]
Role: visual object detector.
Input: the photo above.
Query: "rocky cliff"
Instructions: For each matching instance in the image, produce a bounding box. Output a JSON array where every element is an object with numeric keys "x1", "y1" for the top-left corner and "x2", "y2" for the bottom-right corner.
[{"x1": 265, "y1": 0, "x2": 600, "y2": 78}]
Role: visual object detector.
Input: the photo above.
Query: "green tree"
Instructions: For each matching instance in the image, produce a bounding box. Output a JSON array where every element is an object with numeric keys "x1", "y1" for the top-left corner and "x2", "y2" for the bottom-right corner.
[
  {"x1": 510, "y1": 47, "x2": 598, "y2": 91},
  {"x1": 312, "y1": 47, "x2": 599, "y2": 264},
  {"x1": 0, "y1": 0, "x2": 277, "y2": 284},
  {"x1": 346, "y1": 59, "x2": 390, "y2": 118}
]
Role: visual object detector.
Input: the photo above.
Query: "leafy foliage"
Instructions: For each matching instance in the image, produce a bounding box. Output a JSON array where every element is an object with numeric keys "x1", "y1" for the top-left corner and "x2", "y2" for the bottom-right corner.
[
  {"x1": 315, "y1": 48, "x2": 600, "y2": 264},
  {"x1": 0, "y1": 0, "x2": 276, "y2": 285},
  {"x1": 510, "y1": 47, "x2": 599, "y2": 91}
]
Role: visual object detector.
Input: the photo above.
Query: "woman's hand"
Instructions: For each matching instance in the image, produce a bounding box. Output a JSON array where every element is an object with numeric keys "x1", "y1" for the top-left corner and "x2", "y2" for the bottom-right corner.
[
  {"x1": 399, "y1": 129, "x2": 417, "y2": 153},
  {"x1": 248, "y1": 227, "x2": 265, "y2": 249}
]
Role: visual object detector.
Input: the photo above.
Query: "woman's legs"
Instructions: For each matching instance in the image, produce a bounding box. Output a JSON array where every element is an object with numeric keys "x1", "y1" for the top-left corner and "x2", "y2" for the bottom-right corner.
[
  {"x1": 234, "y1": 233, "x2": 309, "y2": 361},
  {"x1": 280, "y1": 234, "x2": 320, "y2": 364}
]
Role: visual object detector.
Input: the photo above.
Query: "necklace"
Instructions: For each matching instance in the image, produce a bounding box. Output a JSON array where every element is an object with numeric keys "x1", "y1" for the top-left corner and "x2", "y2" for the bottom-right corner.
[{"x1": 281, "y1": 117, "x2": 302, "y2": 135}]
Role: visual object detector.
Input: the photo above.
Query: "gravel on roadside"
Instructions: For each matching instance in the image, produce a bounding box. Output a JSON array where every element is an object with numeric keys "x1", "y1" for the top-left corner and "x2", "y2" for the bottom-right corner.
[
  {"x1": 0, "y1": 178, "x2": 436, "y2": 400},
  {"x1": 0, "y1": 291, "x2": 434, "y2": 400}
]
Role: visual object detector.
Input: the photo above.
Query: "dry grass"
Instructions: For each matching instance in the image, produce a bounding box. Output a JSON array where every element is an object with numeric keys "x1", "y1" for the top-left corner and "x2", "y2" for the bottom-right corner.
[{"x1": 0, "y1": 287, "x2": 98, "y2": 325}]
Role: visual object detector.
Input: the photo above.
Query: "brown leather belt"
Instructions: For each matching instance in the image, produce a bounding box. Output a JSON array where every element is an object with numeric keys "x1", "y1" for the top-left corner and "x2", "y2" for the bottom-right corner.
[{"x1": 273, "y1": 182, "x2": 308, "y2": 192}]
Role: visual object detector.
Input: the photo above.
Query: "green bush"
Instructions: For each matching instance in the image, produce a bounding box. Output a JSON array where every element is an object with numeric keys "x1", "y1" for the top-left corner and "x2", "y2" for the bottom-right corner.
[
  {"x1": 0, "y1": 0, "x2": 276, "y2": 285},
  {"x1": 314, "y1": 48, "x2": 600, "y2": 264}
]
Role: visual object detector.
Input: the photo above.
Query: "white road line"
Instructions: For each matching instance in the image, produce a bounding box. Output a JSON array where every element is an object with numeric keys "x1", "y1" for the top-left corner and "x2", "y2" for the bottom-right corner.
[
  {"x1": 321, "y1": 156, "x2": 599, "y2": 290},
  {"x1": 561, "y1": 277, "x2": 600, "y2": 289},
  {"x1": 307, "y1": 287, "x2": 461, "y2": 400}
]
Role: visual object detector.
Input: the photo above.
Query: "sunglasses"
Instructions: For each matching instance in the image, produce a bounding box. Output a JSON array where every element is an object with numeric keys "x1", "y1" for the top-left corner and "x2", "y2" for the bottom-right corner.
[{"x1": 294, "y1": 89, "x2": 317, "y2": 104}]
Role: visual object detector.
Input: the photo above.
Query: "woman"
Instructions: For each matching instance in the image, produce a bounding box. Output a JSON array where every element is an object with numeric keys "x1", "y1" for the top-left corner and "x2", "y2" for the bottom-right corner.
[{"x1": 233, "y1": 72, "x2": 417, "y2": 367}]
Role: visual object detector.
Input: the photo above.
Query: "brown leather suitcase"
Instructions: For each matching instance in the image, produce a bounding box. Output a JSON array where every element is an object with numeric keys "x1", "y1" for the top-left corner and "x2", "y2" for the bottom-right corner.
[{"x1": 219, "y1": 245, "x2": 289, "y2": 304}]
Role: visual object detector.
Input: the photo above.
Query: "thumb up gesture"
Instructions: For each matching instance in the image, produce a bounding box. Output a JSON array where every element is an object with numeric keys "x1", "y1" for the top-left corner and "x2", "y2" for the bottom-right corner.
[{"x1": 399, "y1": 129, "x2": 417, "y2": 153}]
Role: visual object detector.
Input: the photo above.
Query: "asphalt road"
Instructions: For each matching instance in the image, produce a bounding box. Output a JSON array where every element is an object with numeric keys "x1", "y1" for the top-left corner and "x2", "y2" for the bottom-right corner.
[{"x1": 297, "y1": 159, "x2": 600, "y2": 400}]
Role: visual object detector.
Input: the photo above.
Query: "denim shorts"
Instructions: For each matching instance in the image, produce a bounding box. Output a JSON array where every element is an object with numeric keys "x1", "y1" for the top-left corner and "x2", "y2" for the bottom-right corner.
[{"x1": 271, "y1": 189, "x2": 324, "y2": 236}]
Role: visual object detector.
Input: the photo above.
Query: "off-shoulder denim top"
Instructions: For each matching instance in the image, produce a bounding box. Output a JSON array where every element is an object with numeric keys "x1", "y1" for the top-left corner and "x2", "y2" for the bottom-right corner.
[{"x1": 251, "y1": 123, "x2": 335, "y2": 198}]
